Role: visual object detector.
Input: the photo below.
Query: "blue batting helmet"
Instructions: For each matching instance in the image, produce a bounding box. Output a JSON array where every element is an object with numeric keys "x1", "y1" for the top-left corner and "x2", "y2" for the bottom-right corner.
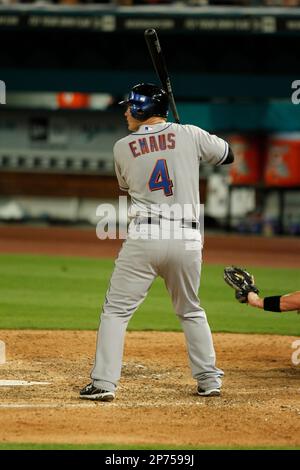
[{"x1": 119, "y1": 83, "x2": 169, "y2": 121}]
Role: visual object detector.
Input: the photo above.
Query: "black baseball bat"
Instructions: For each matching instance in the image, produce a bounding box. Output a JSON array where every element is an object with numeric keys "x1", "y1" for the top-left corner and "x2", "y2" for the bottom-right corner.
[{"x1": 144, "y1": 28, "x2": 180, "y2": 124}]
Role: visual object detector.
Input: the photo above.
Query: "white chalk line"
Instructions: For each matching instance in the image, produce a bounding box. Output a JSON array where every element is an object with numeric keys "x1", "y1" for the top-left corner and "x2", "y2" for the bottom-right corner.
[
  {"x1": 0, "y1": 380, "x2": 50, "y2": 386},
  {"x1": 0, "y1": 401, "x2": 206, "y2": 410},
  {"x1": 0, "y1": 403, "x2": 96, "y2": 409}
]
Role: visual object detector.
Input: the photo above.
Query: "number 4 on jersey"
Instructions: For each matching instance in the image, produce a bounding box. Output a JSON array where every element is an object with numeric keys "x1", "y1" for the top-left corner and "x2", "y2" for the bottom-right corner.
[{"x1": 148, "y1": 159, "x2": 174, "y2": 197}]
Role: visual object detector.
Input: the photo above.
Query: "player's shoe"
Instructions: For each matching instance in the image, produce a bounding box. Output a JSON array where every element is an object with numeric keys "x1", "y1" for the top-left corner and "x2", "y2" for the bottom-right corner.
[
  {"x1": 79, "y1": 383, "x2": 115, "y2": 402},
  {"x1": 197, "y1": 386, "x2": 221, "y2": 397}
]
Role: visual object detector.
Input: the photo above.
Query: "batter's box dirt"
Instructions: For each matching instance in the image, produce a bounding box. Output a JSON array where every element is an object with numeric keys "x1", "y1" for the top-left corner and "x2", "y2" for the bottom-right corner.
[{"x1": 0, "y1": 330, "x2": 299, "y2": 447}]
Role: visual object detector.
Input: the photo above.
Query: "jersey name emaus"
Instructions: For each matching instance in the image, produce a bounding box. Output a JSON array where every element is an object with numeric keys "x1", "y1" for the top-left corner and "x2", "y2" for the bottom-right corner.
[{"x1": 129, "y1": 132, "x2": 176, "y2": 158}]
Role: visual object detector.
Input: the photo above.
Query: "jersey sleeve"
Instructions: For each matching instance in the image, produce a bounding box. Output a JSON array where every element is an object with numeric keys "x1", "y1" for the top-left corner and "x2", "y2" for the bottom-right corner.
[
  {"x1": 114, "y1": 162, "x2": 129, "y2": 192},
  {"x1": 113, "y1": 142, "x2": 129, "y2": 192},
  {"x1": 192, "y1": 126, "x2": 229, "y2": 166}
]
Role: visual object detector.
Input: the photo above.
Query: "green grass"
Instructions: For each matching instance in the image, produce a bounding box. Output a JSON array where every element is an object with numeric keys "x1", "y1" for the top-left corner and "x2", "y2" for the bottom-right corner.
[
  {"x1": 0, "y1": 254, "x2": 299, "y2": 335},
  {"x1": 0, "y1": 443, "x2": 299, "y2": 450}
]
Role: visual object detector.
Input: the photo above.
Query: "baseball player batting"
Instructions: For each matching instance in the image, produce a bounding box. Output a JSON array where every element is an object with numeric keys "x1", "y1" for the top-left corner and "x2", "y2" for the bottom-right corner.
[{"x1": 80, "y1": 83, "x2": 234, "y2": 401}]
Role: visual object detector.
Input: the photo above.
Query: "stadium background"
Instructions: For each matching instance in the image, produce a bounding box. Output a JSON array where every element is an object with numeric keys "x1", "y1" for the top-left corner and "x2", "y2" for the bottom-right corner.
[{"x1": 0, "y1": 0, "x2": 299, "y2": 450}]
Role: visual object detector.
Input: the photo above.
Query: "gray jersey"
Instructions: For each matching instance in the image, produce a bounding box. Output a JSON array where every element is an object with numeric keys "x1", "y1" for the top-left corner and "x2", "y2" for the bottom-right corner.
[{"x1": 114, "y1": 122, "x2": 228, "y2": 220}]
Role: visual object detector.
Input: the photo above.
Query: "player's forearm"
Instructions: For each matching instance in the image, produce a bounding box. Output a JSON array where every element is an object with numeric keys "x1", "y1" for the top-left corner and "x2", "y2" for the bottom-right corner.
[
  {"x1": 247, "y1": 292, "x2": 264, "y2": 309},
  {"x1": 248, "y1": 290, "x2": 300, "y2": 312},
  {"x1": 248, "y1": 292, "x2": 283, "y2": 312},
  {"x1": 279, "y1": 291, "x2": 300, "y2": 312}
]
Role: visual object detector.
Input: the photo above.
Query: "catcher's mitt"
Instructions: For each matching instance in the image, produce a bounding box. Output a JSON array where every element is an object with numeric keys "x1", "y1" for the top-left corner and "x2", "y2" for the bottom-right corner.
[{"x1": 224, "y1": 266, "x2": 259, "y2": 304}]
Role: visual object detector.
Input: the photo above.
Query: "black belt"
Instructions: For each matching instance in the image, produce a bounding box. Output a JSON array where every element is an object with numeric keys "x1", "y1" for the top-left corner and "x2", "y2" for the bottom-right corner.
[{"x1": 134, "y1": 217, "x2": 199, "y2": 230}]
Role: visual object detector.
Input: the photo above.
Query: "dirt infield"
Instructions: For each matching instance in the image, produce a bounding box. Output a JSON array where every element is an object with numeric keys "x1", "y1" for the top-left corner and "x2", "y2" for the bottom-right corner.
[
  {"x1": 0, "y1": 225, "x2": 299, "y2": 447},
  {"x1": 0, "y1": 330, "x2": 299, "y2": 447}
]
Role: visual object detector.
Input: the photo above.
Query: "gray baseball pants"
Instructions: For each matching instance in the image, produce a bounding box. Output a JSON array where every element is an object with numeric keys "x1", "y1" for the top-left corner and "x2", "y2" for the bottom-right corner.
[{"x1": 91, "y1": 235, "x2": 223, "y2": 392}]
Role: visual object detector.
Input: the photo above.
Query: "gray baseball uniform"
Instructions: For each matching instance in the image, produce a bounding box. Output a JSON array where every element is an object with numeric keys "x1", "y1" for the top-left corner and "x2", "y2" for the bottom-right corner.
[{"x1": 91, "y1": 122, "x2": 227, "y2": 393}]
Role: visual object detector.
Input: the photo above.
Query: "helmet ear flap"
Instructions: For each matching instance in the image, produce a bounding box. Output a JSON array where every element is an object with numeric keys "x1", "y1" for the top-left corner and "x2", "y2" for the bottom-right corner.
[
  {"x1": 135, "y1": 107, "x2": 145, "y2": 117},
  {"x1": 129, "y1": 103, "x2": 149, "y2": 120}
]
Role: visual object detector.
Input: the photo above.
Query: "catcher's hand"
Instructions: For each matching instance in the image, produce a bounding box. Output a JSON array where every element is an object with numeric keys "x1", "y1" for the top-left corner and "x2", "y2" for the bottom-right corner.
[{"x1": 223, "y1": 266, "x2": 259, "y2": 304}]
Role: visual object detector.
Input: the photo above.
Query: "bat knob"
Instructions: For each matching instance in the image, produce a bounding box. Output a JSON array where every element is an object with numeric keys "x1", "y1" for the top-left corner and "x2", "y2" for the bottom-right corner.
[{"x1": 144, "y1": 28, "x2": 157, "y2": 37}]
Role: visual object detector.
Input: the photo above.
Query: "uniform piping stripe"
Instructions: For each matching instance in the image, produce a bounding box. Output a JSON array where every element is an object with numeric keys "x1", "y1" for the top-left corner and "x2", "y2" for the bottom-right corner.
[{"x1": 216, "y1": 141, "x2": 229, "y2": 166}]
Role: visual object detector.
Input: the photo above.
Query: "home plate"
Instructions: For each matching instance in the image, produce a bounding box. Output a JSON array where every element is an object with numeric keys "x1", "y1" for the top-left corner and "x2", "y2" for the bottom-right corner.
[{"x1": 0, "y1": 380, "x2": 50, "y2": 386}]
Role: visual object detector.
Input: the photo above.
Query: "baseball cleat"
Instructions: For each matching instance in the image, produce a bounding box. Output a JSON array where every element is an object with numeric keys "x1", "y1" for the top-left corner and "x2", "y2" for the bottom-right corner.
[
  {"x1": 79, "y1": 383, "x2": 115, "y2": 402},
  {"x1": 197, "y1": 387, "x2": 221, "y2": 397}
]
